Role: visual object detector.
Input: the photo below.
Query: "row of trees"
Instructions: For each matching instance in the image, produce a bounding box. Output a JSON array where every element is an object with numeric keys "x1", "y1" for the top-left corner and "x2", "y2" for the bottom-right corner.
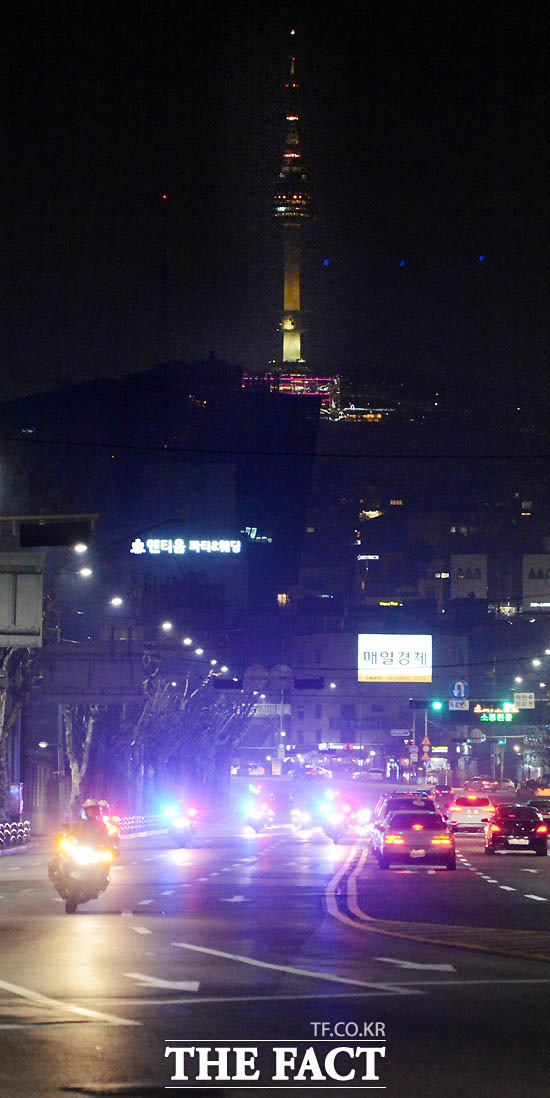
[{"x1": 0, "y1": 644, "x2": 257, "y2": 821}]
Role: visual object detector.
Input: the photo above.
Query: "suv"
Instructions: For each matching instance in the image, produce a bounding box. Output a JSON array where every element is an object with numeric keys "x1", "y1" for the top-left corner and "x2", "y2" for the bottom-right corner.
[
  {"x1": 447, "y1": 793, "x2": 494, "y2": 833},
  {"x1": 371, "y1": 794, "x2": 437, "y2": 856}
]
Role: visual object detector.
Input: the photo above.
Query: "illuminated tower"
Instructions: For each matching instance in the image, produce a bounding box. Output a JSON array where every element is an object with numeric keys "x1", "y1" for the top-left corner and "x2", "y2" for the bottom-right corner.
[{"x1": 274, "y1": 31, "x2": 311, "y2": 365}]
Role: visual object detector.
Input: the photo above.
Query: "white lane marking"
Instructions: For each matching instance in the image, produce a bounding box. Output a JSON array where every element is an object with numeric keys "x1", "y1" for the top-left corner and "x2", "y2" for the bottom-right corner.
[
  {"x1": 137, "y1": 899, "x2": 153, "y2": 906},
  {"x1": 524, "y1": 894, "x2": 548, "y2": 902},
  {"x1": 7, "y1": 867, "x2": 20, "y2": 872},
  {"x1": 196, "y1": 877, "x2": 208, "y2": 882},
  {"x1": 172, "y1": 940, "x2": 420, "y2": 996},
  {"x1": 18, "y1": 889, "x2": 36, "y2": 894},
  {"x1": 124, "y1": 972, "x2": 199, "y2": 992},
  {"x1": 143, "y1": 857, "x2": 154, "y2": 862},
  {"x1": 220, "y1": 868, "x2": 231, "y2": 872},
  {"x1": 52, "y1": 897, "x2": 64, "y2": 902},
  {"x1": 485, "y1": 879, "x2": 498, "y2": 884},
  {"x1": 520, "y1": 868, "x2": 539, "y2": 874},
  {"x1": 131, "y1": 927, "x2": 152, "y2": 935},
  {"x1": 500, "y1": 885, "x2": 516, "y2": 891},
  {"x1": 240, "y1": 857, "x2": 257, "y2": 863},
  {"x1": 31, "y1": 862, "x2": 42, "y2": 866},
  {"x1": 375, "y1": 957, "x2": 456, "y2": 972},
  {"x1": 209, "y1": 872, "x2": 219, "y2": 877},
  {"x1": 161, "y1": 890, "x2": 174, "y2": 896},
  {"x1": 221, "y1": 895, "x2": 249, "y2": 903},
  {"x1": 0, "y1": 977, "x2": 139, "y2": 1026}
]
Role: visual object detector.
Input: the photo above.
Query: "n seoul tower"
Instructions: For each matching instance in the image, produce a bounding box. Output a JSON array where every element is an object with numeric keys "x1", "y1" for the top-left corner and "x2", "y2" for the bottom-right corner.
[{"x1": 274, "y1": 30, "x2": 311, "y2": 365}]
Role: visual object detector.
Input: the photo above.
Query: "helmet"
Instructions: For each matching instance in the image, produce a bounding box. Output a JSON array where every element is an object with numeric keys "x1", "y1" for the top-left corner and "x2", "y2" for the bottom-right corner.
[{"x1": 83, "y1": 799, "x2": 100, "y2": 820}]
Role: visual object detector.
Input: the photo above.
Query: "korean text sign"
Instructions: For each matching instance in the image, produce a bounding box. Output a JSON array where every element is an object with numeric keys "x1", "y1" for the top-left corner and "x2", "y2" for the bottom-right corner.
[{"x1": 358, "y1": 634, "x2": 432, "y2": 683}]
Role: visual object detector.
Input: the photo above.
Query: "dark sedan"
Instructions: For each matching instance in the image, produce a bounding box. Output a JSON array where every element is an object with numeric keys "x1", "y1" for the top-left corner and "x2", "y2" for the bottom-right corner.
[{"x1": 483, "y1": 804, "x2": 548, "y2": 856}]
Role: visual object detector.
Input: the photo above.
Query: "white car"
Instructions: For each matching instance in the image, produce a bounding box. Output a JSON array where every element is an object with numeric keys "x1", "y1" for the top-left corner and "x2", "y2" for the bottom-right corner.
[{"x1": 447, "y1": 793, "x2": 494, "y2": 833}]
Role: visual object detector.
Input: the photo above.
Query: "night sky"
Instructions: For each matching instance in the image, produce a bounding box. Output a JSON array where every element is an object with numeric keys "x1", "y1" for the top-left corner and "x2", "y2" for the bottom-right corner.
[{"x1": 2, "y1": 1, "x2": 548, "y2": 403}]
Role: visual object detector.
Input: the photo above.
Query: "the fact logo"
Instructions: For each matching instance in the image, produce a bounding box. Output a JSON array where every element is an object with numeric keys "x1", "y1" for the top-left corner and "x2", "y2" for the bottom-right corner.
[{"x1": 165, "y1": 1041, "x2": 386, "y2": 1086}]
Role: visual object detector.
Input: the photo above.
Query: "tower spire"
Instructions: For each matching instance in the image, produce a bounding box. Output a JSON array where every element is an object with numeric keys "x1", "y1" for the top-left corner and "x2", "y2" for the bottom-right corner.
[{"x1": 274, "y1": 29, "x2": 311, "y2": 365}]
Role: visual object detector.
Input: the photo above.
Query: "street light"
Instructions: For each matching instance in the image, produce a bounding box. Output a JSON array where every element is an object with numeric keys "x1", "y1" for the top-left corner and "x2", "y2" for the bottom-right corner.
[
  {"x1": 110, "y1": 596, "x2": 123, "y2": 607},
  {"x1": 74, "y1": 543, "x2": 87, "y2": 554},
  {"x1": 514, "y1": 676, "x2": 523, "y2": 684},
  {"x1": 79, "y1": 567, "x2": 93, "y2": 577},
  {"x1": 195, "y1": 647, "x2": 204, "y2": 656},
  {"x1": 532, "y1": 659, "x2": 541, "y2": 668},
  {"x1": 221, "y1": 665, "x2": 229, "y2": 673},
  {"x1": 329, "y1": 682, "x2": 336, "y2": 689},
  {"x1": 161, "y1": 621, "x2": 173, "y2": 632},
  {"x1": 183, "y1": 637, "x2": 193, "y2": 646},
  {"x1": 38, "y1": 741, "x2": 48, "y2": 749}
]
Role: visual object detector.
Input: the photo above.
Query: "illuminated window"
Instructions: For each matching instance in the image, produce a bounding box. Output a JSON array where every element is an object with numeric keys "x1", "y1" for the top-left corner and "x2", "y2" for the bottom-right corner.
[
  {"x1": 277, "y1": 593, "x2": 290, "y2": 606},
  {"x1": 389, "y1": 499, "x2": 403, "y2": 506},
  {"x1": 435, "y1": 572, "x2": 450, "y2": 579}
]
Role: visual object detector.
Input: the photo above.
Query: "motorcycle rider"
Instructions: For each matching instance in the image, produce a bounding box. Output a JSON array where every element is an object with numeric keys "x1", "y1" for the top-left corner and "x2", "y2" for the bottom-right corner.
[{"x1": 71, "y1": 799, "x2": 111, "y2": 846}]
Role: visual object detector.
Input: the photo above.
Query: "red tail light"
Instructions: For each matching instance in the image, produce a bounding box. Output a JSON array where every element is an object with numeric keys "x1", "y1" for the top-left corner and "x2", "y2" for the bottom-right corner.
[
  {"x1": 412, "y1": 823, "x2": 424, "y2": 830},
  {"x1": 451, "y1": 805, "x2": 462, "y2": 812},
  {"x1": 536, "y1": 825, "x2": 548, "y2": 834},
  {"x1": 489, "y1": 823, "x2": 501, "y2": 834},
  {"x1": 384, "y1": 834, "x2": 405, "y2": 845},
  {"x1": 431, "y1": 835, "x2": 453, "y2": 846}
]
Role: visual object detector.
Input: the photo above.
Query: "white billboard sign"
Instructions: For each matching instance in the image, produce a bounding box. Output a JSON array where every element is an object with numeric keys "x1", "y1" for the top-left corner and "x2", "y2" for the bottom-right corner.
[{"x1": 358, "y1": 634, "x2": 432, "y2": 683}]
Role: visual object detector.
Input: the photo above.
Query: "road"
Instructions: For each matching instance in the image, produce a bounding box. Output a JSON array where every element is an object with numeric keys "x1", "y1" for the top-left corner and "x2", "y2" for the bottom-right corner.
[{"x1": 1, "y1": 782, "x2": 549, "y2": 1097}]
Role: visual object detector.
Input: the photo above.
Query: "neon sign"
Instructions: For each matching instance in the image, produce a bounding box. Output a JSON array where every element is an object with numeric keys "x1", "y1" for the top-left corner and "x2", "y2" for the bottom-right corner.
[{"x1": 130, "y1": 538, "x2": 241, "y2": 556}]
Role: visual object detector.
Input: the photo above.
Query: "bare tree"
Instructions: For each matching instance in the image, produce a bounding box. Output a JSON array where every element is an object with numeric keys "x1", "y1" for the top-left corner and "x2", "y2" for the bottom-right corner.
[
  {"x1": 0, "y1": 647, "x2": 36, "y2": 821},
  {"x1": 62, "y1": 704, "x2": 100, "y2": 816},
  {"x1": 130, "y1": 655, "x2": 256, "y2": 810}
]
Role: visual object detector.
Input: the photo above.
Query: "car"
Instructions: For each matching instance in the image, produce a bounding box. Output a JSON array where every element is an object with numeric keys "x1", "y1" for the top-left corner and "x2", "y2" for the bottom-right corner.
[
  {"x1": 366, "y1": 768, "x2": 385, "y2": 781},
  {"x1": 464, "y1": 776, "x2": 499, "y2": 792},
  {"x1": 244, "y1": 790, "x2": 300, "y2": 831},
  {"x1": 483, "y1": 804, "x2": 548, "y2": 856},
  {"x1": 527, "y1": 798, "x2": 550, "y2": 827},
  {"x1": 289, "y1": 764, "x2": 332, "y2": 781},
  {"x1": 371, "y1": 794, "x2": 437, "y2": 857},
  {"x1": 447, "y1": 793, "x2": 494, "y2": 833},
  {"x1": 321, "y1": 802, "x2": 372, "y2": 843},
  {"x1": 376, "y1": 811, "x2": 456, "y2": 870}
]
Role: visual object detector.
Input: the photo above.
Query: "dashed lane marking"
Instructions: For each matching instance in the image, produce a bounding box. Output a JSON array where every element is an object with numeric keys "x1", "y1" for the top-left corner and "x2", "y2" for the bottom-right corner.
[
  {"x1": 131, "y1": 927, "x2": 152, "y2": 935},
  {"x1": 161, "y1": 890, "x2": 174, "y2": 896},
  {"x1": 137, "y1": 899, "x2": 153, "y2": 906},
  {"x1": 525, "y1": 894, "x2": 548, "y2": 902},
  {"x1": 500, "y1": 886, "x2": 516, "y2": 891}
]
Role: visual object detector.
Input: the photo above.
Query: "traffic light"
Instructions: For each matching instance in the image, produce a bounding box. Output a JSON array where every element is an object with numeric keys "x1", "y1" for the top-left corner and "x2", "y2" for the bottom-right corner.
[
  {"x1": 19, "y1": 519, "x2": 92, "y2": 547},
  {"x1": 497, "y1": 738, "x2": 506, "y2": 745},
  {"x1": 213, "y1": 678, "x2": 242, "y2": 690},
  {"x1": 431, "y1": 700, "x2": 443, "y2": 711}
]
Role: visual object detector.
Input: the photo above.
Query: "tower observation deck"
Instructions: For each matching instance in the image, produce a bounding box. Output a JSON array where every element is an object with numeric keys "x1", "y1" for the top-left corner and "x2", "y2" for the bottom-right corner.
[{"x1": 274, "y1": 31, "x2": 311, "y2": 365}]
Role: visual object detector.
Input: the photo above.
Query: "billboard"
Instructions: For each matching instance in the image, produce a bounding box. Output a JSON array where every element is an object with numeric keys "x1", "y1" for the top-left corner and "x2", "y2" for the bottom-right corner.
[{"x1": 358, "y1": 634, "x2": 432, "y2": 683}]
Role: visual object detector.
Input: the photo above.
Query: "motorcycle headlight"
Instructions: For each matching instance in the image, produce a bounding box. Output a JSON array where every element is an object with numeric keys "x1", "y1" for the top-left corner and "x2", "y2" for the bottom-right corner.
[
  {"x1": 173, "y1": 816, "x2": 191, "y2": 829},
  {"x1": 72, "y1": 846, "x2": 101, "y2": 866},
  {"x1": 327, "y1": 812, "x2": 344, "y2": 825}
]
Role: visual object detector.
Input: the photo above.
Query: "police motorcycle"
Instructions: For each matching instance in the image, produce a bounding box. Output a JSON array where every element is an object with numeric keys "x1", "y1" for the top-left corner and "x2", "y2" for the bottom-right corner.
[
  {"x1": 163, "y1": 804, "x2": 198, "y2": 846},
  {"x1": 48, "y1": 799, "x2": 115, "y2": 914}
]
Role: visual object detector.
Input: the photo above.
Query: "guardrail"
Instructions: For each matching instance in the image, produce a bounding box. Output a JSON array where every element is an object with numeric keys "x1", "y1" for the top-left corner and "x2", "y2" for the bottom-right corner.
[
  {"x1": 118, "y1": 814, "x2": 167, "y2": 835},
  {"x1": 0, "y1": 820, "x2": 32, "y2": 850}
]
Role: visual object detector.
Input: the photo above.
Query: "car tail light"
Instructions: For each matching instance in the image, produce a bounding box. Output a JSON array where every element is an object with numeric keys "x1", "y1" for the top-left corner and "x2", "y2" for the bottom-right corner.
[
  {"x1": 536, "y1": 825, "x2": 548, "y2": 834},
  {"x1": 489, "y1": 823, "x2": 501, "y2": 834},
  {"x1": 431, "y1": 835, "x2": 452, "y2": 845},
  {"x1": 451, "y1": 805, "x2": 462, "y2": 812},
  {"x1": 412, "y1": 823, "x2": 424, "y2": 830},
  {"x1": 384, "y1": 834, "x2": 405, "y2": 845}
]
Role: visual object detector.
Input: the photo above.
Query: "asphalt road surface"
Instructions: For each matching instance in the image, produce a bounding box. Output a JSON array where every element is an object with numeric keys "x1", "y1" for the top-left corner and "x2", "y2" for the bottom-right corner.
[{"x1": 1, "y1": 782, "x2": 549, "y2": 1097}]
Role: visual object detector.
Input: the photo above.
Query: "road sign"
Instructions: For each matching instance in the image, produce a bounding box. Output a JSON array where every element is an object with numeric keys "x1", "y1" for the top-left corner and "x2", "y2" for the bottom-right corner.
[
  {"x1": 514, "y1": 692, "x2": 535, "y2": 709},
  {"x1": 390, "y1": 728, "x2": 410, "y2": 737},
  {"x1": 421, "y1": 752, "x2": 430, "y2": 762},
  {"x1": 421, "y1": 734, "x2": 430, "y2": 747},
  {"x1": 450, "y1": 679, "x2": 470, "y2": 699},
  {"x1": 410, "y1": 749, "x2": 418, "y2": 762},
  {"x1": 449, "y1": 699, "x2": 469, "y2": 711}
]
